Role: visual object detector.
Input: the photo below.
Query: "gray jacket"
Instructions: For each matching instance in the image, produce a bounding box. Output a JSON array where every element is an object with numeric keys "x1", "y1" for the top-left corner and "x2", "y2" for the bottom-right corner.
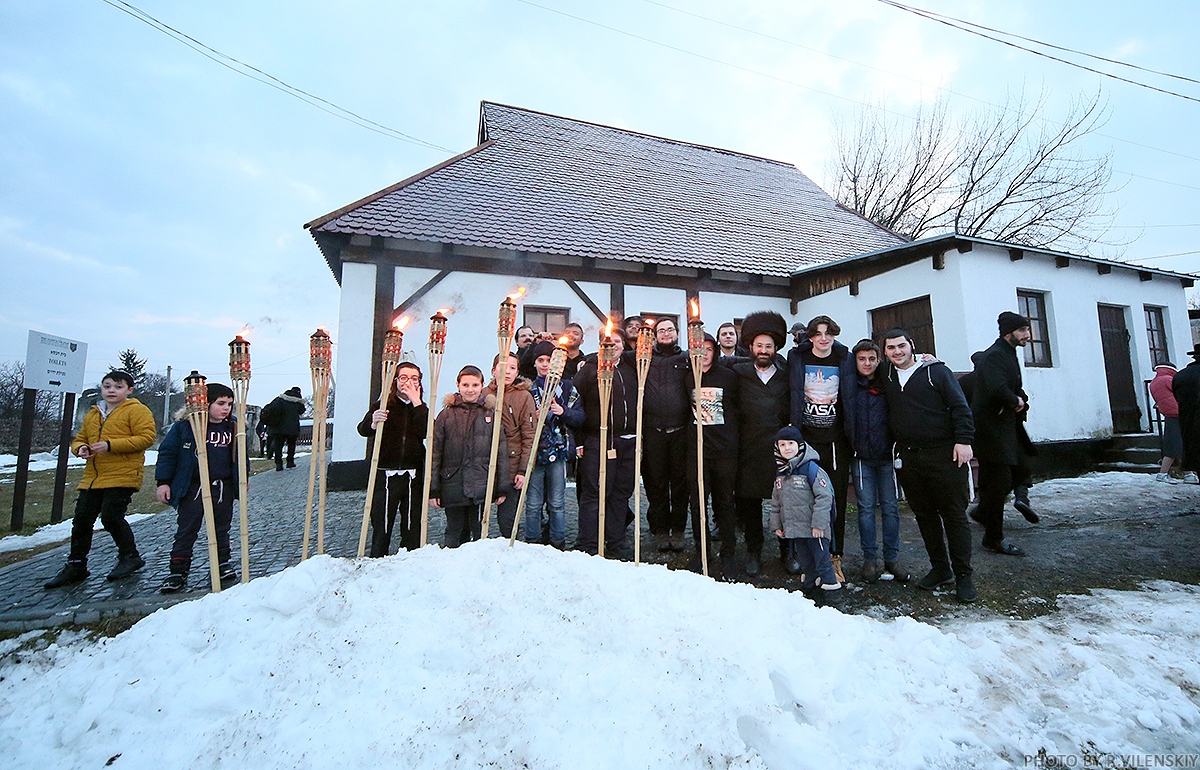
[{"x1": 769, "y1": 444, "x2": 835, "y2": 538}]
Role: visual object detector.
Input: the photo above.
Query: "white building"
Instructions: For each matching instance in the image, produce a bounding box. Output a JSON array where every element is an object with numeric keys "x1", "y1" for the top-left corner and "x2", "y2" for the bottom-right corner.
[{"x1": 306, "y1": 102, "x2": 1195, "y2": 487}]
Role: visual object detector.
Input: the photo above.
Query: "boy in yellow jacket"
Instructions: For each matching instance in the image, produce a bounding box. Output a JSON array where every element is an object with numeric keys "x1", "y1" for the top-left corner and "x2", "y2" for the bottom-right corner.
[{"x1": 44, "y1": 370, "x2": 157, "y2": 588}]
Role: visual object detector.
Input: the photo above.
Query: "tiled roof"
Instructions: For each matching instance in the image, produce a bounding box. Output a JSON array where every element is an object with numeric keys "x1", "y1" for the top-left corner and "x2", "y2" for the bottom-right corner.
[{"x1": 309, "y1": 102, "x2": 905, "y2": 277}]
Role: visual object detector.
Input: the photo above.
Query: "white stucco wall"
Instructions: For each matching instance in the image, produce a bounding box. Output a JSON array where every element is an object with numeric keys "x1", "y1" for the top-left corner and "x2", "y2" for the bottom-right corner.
[
  {"x1": 331, "y1": 261, "x2": 377, "y2": 462},
  {"x1": 958, "y1": 244, "x2": 1190, "y2": 440},
  {"x1": 797, "y1": 244, "x2": 1191, "y2": 441},
  {"x1": 698, "y1": 291, "x2": 792, "y2": 333}
]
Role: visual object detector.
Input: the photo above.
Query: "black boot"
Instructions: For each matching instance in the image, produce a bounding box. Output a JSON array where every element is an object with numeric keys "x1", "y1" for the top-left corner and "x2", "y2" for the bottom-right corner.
[
  {"x1": 1013, "y1": 487, "x2": 1040, "y2": 523},
  {"x1": 107, "y1": 553, "x2": 146, "y2": 581},
  {"x1": 744, "y1": 550, "x2": 761, "y2": 577},
  {"x1": 44, "y1": 561, "x2": 89, "y2": 589}
]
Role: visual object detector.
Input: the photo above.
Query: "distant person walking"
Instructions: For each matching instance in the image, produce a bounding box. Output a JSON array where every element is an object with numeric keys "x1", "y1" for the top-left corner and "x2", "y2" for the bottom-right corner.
[
  {"x1": 1170, "y1": 345, "x2": 1200, "y2": 485},
  {"x1": 260, "y1": 387, "x2": 306, "y2": 471},
  {"x1": 1149, "y1": 362, "x2": 1183, "y2": 484}
]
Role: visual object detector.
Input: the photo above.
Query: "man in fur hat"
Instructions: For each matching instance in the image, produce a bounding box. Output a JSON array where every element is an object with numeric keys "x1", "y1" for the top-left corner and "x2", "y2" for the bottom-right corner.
[
  {"x1": 1171, "y1": 343, "x2": 1200, "y2": 484},
  {"x1": 731, "y1": 310, "x2": 791, "y2": 576}
]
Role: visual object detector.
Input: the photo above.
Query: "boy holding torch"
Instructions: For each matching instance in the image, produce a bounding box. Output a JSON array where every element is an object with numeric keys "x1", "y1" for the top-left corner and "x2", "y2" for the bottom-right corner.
[{"x1": 522, "y1": 340, "x2": 584, "y2": 549}]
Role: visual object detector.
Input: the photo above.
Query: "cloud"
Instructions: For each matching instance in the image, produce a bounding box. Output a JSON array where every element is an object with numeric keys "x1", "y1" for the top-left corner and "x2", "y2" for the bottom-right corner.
[
  {"x1": 0, "y1": 217, "x2": 137, "y2": 275},
  {"x1": 130, "y1": 312, "x2": 245, "y2": 329}
]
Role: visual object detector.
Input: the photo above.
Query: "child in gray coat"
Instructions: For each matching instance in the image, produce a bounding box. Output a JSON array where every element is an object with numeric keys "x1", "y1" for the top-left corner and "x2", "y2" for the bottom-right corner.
[{"x1": 770, "y1": 426, "x2": 844, "y2": 607}]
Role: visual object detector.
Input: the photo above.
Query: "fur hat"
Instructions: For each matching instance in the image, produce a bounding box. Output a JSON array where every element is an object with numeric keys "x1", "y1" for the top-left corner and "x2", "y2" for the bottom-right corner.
[
  {"x1": 998, "y1": 311, "x2": 1031, "y2": 336},
  {"x1": 285, "y1": 387, "x2": 302, "y2": 397},
  {"x1": 740, "y1": 311, "x2": 788, "y2": 349}
]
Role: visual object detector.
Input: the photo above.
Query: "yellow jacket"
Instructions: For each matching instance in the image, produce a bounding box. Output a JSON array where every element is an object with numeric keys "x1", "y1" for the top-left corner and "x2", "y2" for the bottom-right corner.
[{"x1": 71, "y1": 398, "x2": 157, "y2": 490}]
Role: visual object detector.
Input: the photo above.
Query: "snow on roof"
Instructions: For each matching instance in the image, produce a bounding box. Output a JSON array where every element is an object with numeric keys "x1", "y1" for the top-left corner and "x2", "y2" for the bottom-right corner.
[
  {"x1": 4, "y1": 540, "x2": 1196, "y2": 766},
  {"x1": 308, "y1": 102, "x2": 905, "y2": 277}
]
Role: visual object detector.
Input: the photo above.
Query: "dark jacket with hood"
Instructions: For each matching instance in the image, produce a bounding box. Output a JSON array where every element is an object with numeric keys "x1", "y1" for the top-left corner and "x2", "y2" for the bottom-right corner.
[
  {"x1": 644, "y1": 342, "x2": 692, "y2": 430},
  {"x1": 971, "y1": 336, "x2": 1032, "y2": 466},
  {"x1": 356, "y1": 391, "x2": 428, "y2": 471},
  {"x1": 260, "y1": 391, "x2": 306, "y2": 437},
  {"x1": 884, "y1": 360, "x2": 975, "y2": 451},
  {"x1": 769, "y1": 443, "x2": 835, "y2": 538},
  {"x1": 530, "y1": 376, "x2": 585, "y2": 463},
  {"x1": 155, "y1": 418, "x2": 247, "y2": 509},
  {"x1": 787, "y1": 338, "x2": 854, "y2": 445},
  {"x1": 732, "y1": 357, "x2": 791, "y2": 498},
  {"x1": 430, "y1": 394, "x2": 510, "y2": 506},
  {"x1": 574, "y1": 352, "x2": 638, "y2": 439},
  {"x1": 841, "y1": 369, "x2": 893, "y2": 463}
]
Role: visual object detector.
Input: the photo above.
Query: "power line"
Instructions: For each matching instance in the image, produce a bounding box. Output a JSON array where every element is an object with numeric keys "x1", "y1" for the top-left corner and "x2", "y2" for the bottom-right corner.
[
  {"x1": 874, "y1": 0, "x2": 1200, "y2": 105},
  {"x1": 1130, "y1": 249, "x2": 1200, "y2": 262},
  {"x1": 98, "y1": 0, "x2": 454, "y2": 152},
  {"x1": 639, "y1": 0, "x2": 1200, "y2": 164},
  {"x1": 875, "y1": 0, "x2": 1200, "y2": 87}
]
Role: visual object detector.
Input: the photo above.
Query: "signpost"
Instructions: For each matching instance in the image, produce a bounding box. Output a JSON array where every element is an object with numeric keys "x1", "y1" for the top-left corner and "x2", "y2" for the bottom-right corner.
[{"x1": 11, "y1": 331, "x2": 88, "y2": 531}]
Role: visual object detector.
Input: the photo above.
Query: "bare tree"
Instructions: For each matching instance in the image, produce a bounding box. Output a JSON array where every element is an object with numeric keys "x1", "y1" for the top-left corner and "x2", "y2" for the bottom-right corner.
[
  {"x1": 831, "y1": 90, "x2": 1119, "y2": 254},
  {"x1": 0, "y1": 362, "x2": 62, "y2": 420}
]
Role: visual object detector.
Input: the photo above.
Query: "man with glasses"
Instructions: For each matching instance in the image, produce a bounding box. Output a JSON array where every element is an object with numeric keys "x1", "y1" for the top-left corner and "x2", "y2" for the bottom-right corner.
[
  {"x1": 642, "y1": 317, "x2": 693, "y2": 551},
  {"x1": 356, "y1": 362, "x2": 429, "y2": 555}
]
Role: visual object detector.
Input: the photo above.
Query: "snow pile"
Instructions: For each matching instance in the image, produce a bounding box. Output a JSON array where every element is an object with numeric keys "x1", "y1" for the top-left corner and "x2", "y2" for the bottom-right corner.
[
  {"x1": 0, "y1": 513, "x2": 160, "y2": 554},
  {"x1": 2, "y1": 543, "x2": 1197, "y2": 769},
  {"x1": 0, "y1": 450, "x2": 159, "y2": 475}
]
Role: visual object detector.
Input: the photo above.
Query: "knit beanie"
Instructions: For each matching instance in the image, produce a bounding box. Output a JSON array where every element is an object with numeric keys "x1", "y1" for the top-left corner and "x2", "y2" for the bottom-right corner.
[
  {"x1": 998, "y1": 311, "x2": 1031, "y2": 336},
  {"x1": 774, "y1": 426, "x2": 804, "y2": 445},
  {"x1": 530, "y1": 340, "x2": 557, "y2": 361}
]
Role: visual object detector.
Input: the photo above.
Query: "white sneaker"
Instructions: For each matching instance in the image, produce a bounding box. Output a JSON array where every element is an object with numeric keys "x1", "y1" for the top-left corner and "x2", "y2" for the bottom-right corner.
[
  {"x1": 1156, "y1": 473, "x2": 1180, "y2": 484},
  {"x1": 1184, "y1": 472, "x2": 1199, "y2": 485}
]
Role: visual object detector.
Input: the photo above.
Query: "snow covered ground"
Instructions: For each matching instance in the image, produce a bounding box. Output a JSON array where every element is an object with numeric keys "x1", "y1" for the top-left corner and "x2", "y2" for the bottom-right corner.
[
  {"x1": 1, "y1": 541, "x2": 1196, "y2": 769},
  {"x1": 0, "y1": 513, "x2": 161, "y2": 554},
  {"x1": 0, "y1": 450, "x2": 159, "y2": 476}
]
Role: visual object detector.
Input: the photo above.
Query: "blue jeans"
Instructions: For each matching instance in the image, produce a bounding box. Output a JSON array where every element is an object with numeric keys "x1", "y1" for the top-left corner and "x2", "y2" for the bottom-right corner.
[
  {"x1": 524, "y1": 457, "x2": 567, "y2": 547},
  {"x1": 854, "y1": 459, "x2": 900, "y2": 563}
]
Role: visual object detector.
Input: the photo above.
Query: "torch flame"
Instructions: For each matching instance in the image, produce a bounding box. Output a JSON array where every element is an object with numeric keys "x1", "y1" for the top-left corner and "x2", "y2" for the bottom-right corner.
[
  {"x1": 604, "y1": 318, "x2": 614, "y2": 337},
  {"x1": 507, "y1": 287, "x2": 527, "y2": 302},
  {"x1": 437, "y1": 308, "x2": 452, "y2": 316},
  {"x1": 690, "y1": 299, "x2": 700, "y2": 318},
  {"x1": 317, "y1": 325, "x2": 328, "y2": 333},
  {"x1": 236, "y1": 326, "x2": 251, "y2": 340},
  {"x1": 558, "y1": 335, "x2": 569, "y2": 346},
  {"x1": 644, "y1": 317, "x2": 655, "y2": 327},
  {"x1": 394, "y1": 316, "x2": 411, "y2": 330}
]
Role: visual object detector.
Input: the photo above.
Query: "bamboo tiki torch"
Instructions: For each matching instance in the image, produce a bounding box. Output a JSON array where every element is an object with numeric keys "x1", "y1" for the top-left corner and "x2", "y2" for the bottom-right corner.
[
  {"x1": 312, "y1": 329, "x2": 333, "y2": 555},
  {"x1": 482, "y1": 288, "x2": 523, "y2": 538},
  {"x1": 632, "y1": 322, "x2": 654, "y2": 566},
  {"x1": 358, "y1": 318, "x2": 408, "y2": 557},
  {"x1": 596, "y1": 319, "x2": 617, "y2": 558},
  {"x1": 302, "y1": 328, "x2": 332, "y2": 560},
  {"x1": 228, "y1": 332, "x2": 252, "y2": 583},
  {"x1": 509, "y1": 338, "x2": 569, "y2": 546},
  {"x1": 419, "y1": 309, "x2": 448, "y2": 548},
  {"x1": 687, "y1": 299, "x2": 710, "y2": 578},
  {"x1": 184, "y1": 371, "x2": 222, "y2": 593}
]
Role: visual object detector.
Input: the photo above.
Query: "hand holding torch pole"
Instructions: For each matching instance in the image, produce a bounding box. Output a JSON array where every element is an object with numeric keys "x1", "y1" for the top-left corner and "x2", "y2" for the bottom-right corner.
[
  {"x1": 597, "y1": 319, "x2": 617, "y2": 558},
  {"x1": 687, "y1": 299, "x2": 709, "y2": 578},
  {"x1": 482, "y1": 289, "x2": 523, "y2": 538},
  {"x1": 358, "y1": 318, "x2": 408, "y2": 557},
  {"x1": 632, "y1": 323, "x2": 654, "y2": 566},
  {"x1": 509, "y1": 339, "x2": 568, "y2": 546},
  {"x1": 228, "y1": 332, "x2": 252, "y2": 583},
  {"x1": 419, "y1": 310, "x2": 448, "y2": 547},
  {"x1": 303, "y1": 328, "x2": 332, "y2": 560},
  {"x1": 184, "y1": 371, "x2": 222, "y2": 593}
]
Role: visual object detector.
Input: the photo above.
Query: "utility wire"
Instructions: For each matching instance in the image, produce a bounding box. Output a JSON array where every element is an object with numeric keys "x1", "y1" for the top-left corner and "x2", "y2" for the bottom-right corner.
[
  {"x1": 640, "y1": 0, "x2": 1200, "y2": 164},
  {"x1": 1130, "y1": 249, "x2": 1200, "y2": 262},
  {"x1": 876, "y1": 0, "x2": 1200, "y2": 87},
  {"x1": 98, "y1": 0, "x2": 453, "y2": 152},
  {"x1": 874, "y1": 0, "x2": 1200, "y2": 105}
]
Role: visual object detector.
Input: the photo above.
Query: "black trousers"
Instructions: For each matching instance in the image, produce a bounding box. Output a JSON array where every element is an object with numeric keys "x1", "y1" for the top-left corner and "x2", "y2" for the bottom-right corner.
[
  {"x1": 577, "y1": 435, "x2": 636, "y2": 555},
  {"x1": 68, "y1": 487, "x2": 139, "y2": 564},
  {"x1": 807, "y1": 437, "x2": 851, "y2": 556},
  {"x1": 642, "y1": 427, "x2": 690, "y2": 535},
  {"x1": 170, "y1": 479, "x2": 235, "y2": 571},
  {"x1": 734, "y1": 496, "x2": 767, "y2": 556},
  {"x1": 369, "y1": 470, "x2": 422, "y2": 557},
  {"x1": 269, "y1": 434, "x2": 297, "y2": 467},
  {"x1": 688, "y1": 451, "x2": 738, "y2": 558},
  {"x1": 495, "y1": 486, "x2": 522, "y2": 541},
  {"x1": 976, "y1": 461, "x2": 1015, "y2": 546},
  {"x1": 443, "y1": 505, "x2": 482, "y2": 548},
  {"x1": 897, "y1": 447, "x2": 973, "y2": 579}
]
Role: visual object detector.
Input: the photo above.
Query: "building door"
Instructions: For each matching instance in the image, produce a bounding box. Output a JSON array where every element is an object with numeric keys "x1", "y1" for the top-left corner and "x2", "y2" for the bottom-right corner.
[
  {"x1": 871, "y1": 295, "x2": 936, "y2": 355},
  {"x1": 1097, "y1": 304, "x2": 1142, "y2": 433}
]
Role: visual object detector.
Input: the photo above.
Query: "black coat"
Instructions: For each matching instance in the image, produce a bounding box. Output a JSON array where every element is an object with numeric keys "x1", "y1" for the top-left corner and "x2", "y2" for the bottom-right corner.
[
  {"x1": 971, "y1": 337, "x2": 1031, "y2": 465},
  {"x1": 1172, "y1": 361, "x2": 1200, "y2": 469},
  {"x1": 643, "y1": 343, "x2": 691, "y2": 429},
  {"x1": 732, "y1": 359, "x2": 790, "y2": 498},
  {"x1": 843, "y1": 372, "x2": 893, "y2": 463},
  {"x1": 884, "y1": 361, "x2": 974, "y2": 450},
  {"x1": 262, "y1": 394, "x2": 306, "y2": 437},
  {"x1": 686, "y1": 360, "x2": 740, "y2": 456},
  {"x1": 430, "y1": 394, "x2": 509, "y2": 506},
  {"x1": 574, "y1": 354, "x2": 638, "y2": 439},
  {"x1": 356, "y1": 394, "x2": 428, "y2": 471}
]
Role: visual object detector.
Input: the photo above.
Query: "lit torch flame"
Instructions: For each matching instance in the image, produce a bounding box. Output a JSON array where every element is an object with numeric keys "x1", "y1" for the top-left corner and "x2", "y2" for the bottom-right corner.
[
  {"x1": 236, "y1": 326, "x2": 251, "y2": 340},
  {"x1": 690, "y1": 299, "x2": 700, "y2": 319},
  {"x1": 437, "y1": 308, "x2": 452, "y2": 316},
  {"x1": 507, "y1": 287, "x2": 527, "y2": 302},
  {"x1": 604, "y1": 318, "x2": 614, "y2": 338},
  {"x1": 394, "y1": 315, "x2": 411, "y2": 330},
  {"x1": 558, "y1": 335, "x2": 569, "y2": 346}
]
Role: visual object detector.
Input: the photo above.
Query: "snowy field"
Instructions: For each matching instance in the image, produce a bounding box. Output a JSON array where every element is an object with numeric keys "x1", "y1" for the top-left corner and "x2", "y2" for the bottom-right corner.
[
  {"x1": 0, "y1": 450, "x2": 159, "y2": 476},
  {"x1": 1, "y1": 541, "x2": 1196, "y2": 769}
]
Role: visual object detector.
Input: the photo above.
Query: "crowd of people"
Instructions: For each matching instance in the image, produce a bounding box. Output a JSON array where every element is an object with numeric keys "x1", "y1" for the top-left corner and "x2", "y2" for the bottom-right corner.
[
  {"x1": 51, "y1": 306, "x2": 1188, "y2": 608},
  {"x1": 354, "y1": 307, "x2": 1073, "y2": 607}
]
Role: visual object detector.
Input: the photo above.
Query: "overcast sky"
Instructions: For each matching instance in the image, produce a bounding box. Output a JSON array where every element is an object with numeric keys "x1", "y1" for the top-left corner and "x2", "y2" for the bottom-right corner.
[{"x1": 2, "y1": 0, "x2": 1197, "y2": 405}]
